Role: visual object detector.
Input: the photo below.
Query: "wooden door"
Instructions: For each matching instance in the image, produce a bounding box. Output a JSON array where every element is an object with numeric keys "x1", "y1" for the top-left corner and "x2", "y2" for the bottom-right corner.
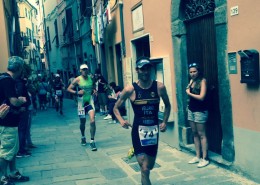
[{"x1": 186, "y1": 14, "x2": 222, "y2": 154}]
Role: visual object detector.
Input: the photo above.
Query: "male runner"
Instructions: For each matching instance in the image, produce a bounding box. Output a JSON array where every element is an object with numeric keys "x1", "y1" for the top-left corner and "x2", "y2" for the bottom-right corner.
[
  {"x1": 113, "y1": 57, "x2": 171, "y2": 185},
  {"x1": 67, "y1": 64, "x2": 97, "y2": 151}
]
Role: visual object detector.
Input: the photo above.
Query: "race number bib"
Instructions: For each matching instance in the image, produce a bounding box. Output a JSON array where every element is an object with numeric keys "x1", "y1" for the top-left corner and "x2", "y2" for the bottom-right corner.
[
  {"x1": 138, "y1": 125, "x2": 158, "y2": 146},
  {"x1": 77, "y1": 97, "x2": 85, "y2": 118},
  {"x1": 56, "y1": 90, "x2": 62, "y2": 96}
]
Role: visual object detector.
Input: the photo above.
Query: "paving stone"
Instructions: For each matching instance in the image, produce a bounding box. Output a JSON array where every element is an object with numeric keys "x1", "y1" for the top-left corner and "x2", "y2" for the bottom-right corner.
[
  {"x1": 100, "y1": 168, "x2": 128, "y2": 180},
  {"x1": 16, "y1": 99, "x2": 258, "y2": 185}
]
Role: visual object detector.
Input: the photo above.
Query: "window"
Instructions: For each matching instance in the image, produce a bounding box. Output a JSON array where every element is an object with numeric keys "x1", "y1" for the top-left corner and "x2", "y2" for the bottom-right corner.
[
  {"x1": 32, "y1": 23, "x2": 34, "y2": 33},
  {"x1": 132, "y1": 4, "x2": 144, "y2": 32},
  {"x1": 54, "y1": 19, "x2": 59, "y2": 46},
  {"x1": 47, "y1": 27, "x2": 51, "y2": 51},
  {"x1": 62, "y1": 18, "x2": 66, "y2": 32},
  {"x1": 37, "y1": 40, "x2": 40, "y2": 50},
  {"x1": 80, "y1": 0, "x2": 92, "y2": 17}
]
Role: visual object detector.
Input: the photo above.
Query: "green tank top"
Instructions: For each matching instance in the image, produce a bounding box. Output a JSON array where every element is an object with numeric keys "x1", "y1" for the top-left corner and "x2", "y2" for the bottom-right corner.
[{"x1": 78, "y1": 75, "x2": 93, "y2": 105}]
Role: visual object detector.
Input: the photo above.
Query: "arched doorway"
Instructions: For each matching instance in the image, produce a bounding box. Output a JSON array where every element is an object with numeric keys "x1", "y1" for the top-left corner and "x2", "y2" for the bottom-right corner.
[
  {"x1": 172, "y1": 0, "x2": 235, "y2": 162},
  {"x1": 185, "y1": 12, "x2": 222, "y2": 154}
]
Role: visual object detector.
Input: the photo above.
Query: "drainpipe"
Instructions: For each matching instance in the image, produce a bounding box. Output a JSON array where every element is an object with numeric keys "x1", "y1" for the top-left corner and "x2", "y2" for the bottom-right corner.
[
  {"x1": 119, "y1": 0, "x2": 125, "y2": 57},
  {"x1": 92, "y1": 0, "x2": 101, "y2": 67},
  {"x1": 13, "y1": 0, "x2": 22, "y2": 57},
  {"x1": 41, "y1": 0, "x2": 51, "y2": 76},
  {"x1": 74, "y1": 0, "x2": 81, "y2": 73}
]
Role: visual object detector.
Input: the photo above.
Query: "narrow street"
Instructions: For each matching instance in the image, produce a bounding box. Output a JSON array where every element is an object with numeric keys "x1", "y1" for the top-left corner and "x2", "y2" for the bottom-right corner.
[{"x1": 16, "y1": 99, "x2": 258, "y2": 185}]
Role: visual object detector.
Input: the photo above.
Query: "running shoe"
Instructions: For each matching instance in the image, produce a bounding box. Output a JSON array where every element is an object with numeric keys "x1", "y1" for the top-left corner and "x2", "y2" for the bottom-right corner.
[
  {"x1": 1, "y1": 176, "x2": 15, "y2": 185},
  {"x1": 81, "y1": 137, "x2": 87, "y2": 146},
  {"x1": 108, "y1": 120, "x2": 117, "y2": 124},
  {"x1": 90, "y1": 141, "x2": 97, "y2": 151},
  {"x1": 9, "y1": 171, "x2": 29, "y2": 182}
]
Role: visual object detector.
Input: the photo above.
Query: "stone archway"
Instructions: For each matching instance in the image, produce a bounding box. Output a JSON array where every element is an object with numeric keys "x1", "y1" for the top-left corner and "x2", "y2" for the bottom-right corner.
[{"x1": 171, "y1": 0, "x2": 235, "y2": 162}]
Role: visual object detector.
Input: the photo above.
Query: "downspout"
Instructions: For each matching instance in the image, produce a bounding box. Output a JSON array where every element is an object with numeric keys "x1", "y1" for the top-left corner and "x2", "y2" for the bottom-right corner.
[
  {"x1": 74, "y1": 0, "x2": 80, "y2": 73},
  {"x1": 119, "y1": 1, "x2": 125, "y2": 57},
  {"x1": 41, "y1": 0, "x2": 51, "y2": 76},
  {"x1": 91, "y1": 0, "x2": 101, "y2": 67},
  {"x1": 13, "y1": 0, "x2": 22, "y2": 57}
]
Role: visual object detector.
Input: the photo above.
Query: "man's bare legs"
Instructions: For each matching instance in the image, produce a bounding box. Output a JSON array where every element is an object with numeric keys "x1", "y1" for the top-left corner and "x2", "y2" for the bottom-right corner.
[
  {"x1": 80, "y1": 118, "x2": 86, "y2": 137},
  {"x1": 88, "y1": 110, "x2": 96, "y2": 139},
  {"x1": 136, "y1": 154, "x2": 156, "y2": 185}
]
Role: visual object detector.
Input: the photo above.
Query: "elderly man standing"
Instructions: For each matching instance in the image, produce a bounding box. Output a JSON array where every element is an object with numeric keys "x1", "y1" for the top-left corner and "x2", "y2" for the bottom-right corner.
[{"x1": 0, "y1": 56, "x2": 29, "y2": 185}]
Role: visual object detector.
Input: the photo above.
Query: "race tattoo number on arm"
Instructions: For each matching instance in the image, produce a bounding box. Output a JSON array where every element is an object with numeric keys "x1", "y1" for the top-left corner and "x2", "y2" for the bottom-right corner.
[{"x1": 138, "y1": 125, "x2": 158, "y2": 146}]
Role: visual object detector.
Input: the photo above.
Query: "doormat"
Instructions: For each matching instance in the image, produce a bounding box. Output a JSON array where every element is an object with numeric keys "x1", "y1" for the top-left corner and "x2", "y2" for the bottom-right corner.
[{"x1": 122, "y1": 157, "x2": 161, "y2": 172}]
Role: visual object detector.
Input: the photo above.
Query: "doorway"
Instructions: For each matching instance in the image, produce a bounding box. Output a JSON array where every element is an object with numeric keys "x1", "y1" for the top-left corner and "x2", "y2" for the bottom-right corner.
[{"x1": 185, "y1": 14, "x2": 222, "y2": 154}]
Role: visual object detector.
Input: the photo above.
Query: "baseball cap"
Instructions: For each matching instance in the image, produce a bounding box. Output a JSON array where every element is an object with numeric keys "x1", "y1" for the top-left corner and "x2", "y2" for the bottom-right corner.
[
  {"x1": 55, "y1": 74, "x2": 60, "y2": 77},
  {"x1": 136, "y1": 57, "x2": 152, "y2": 68},
  {"x1": 7, "y1": 56, "x2": 24, "y2": 72},
  {"x1": 80, "y1": 64, "x2": 88, "y2": 70}
]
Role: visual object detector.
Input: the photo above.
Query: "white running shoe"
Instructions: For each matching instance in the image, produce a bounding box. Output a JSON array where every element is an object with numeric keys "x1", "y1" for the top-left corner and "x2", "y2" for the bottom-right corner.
[
  {"x1": 188, "y1": 157, "x2": 200, "y2": 164},
  {"x1": 197, "y1": 159, "x2": 209, "y2": 168},
  {"x1": 108, "y1": 120, "x2": 117, "y2": 124},
  {"x1": 103, "y1": 114, "x2": 112, "y2": 120}
]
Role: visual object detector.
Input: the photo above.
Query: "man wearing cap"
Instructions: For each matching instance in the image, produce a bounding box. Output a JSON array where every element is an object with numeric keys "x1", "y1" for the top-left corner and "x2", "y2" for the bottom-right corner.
[
  {"x1": 0, "y1": 56, "x2": 30, "y2": 184},
  {"x1": 67, "y1": 64, "x2": 97, "y2": 151},
  {"x1": 114, "y1": 56, "x2": 171, "y2": 185}
]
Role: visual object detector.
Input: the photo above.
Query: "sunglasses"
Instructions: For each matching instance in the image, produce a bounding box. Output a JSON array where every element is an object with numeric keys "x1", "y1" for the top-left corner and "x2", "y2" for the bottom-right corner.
[
  {"x1": 81, "y1": 68, "x2": 88, "y2": 71},
  {"x1": 188, "y1": 63, "x2": 198, "y2": 68},
  {"x1": 139, "y1": 65, "x2": 151, "y2": 71}
]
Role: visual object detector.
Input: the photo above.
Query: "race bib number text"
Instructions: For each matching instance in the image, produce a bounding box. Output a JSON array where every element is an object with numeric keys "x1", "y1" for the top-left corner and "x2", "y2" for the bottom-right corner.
[{"x1": 138, "y1": 125, "x2": 158, "y2": 146}]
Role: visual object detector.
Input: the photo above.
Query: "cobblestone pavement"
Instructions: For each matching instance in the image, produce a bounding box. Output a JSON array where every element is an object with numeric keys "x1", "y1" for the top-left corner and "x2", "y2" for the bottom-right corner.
[{"x1": 16, "y1": 99, "x2": 259, "y2": 185}]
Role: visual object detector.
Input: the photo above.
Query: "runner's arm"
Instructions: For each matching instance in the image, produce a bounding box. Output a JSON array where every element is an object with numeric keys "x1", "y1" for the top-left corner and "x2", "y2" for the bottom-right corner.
[
  {"x1": 158, "y1": 82, "x2": 171, "y2": 131},
  {"x1": 67, "y1": 78, "x2": 79, "y2": 95},
  {"x1": 113, "y1": 85, "x2": 134, "y2": 128}
]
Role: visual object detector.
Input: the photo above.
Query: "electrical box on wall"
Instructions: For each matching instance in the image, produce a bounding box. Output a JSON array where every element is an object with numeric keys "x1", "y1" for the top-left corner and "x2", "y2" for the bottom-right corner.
[{"x1": 238, "y1": 49, "x2": 259, "y2": 84}]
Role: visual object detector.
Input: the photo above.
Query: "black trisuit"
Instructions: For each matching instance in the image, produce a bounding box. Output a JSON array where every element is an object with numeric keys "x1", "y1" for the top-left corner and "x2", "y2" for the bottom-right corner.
[{"x1": 131, "y1": 80, "x2": 160, "y2": 157}]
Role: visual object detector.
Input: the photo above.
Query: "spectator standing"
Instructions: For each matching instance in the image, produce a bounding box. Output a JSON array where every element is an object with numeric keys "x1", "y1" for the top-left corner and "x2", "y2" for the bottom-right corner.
[
  {"x1": 15, "y1": 75, "x2": 32, "y2": 158},
  {"x1": 186, "y1": 63, "x2": 209, "y2": 168},
  {"x1": 26, "y1": 79, "x2": 37, "y2": 115},
  {"x1": 104, "y1": 82, "x2": 117, "y2": 121},
  {"x1": 95, "y1": 69, "x2": 108, "y2": 115},
  {"x1": 0, "y1": 56, "x2": 30, "y2": 185},
  {"x1": 26, "y1": 91, "x2": 37, "y2": 149}
]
